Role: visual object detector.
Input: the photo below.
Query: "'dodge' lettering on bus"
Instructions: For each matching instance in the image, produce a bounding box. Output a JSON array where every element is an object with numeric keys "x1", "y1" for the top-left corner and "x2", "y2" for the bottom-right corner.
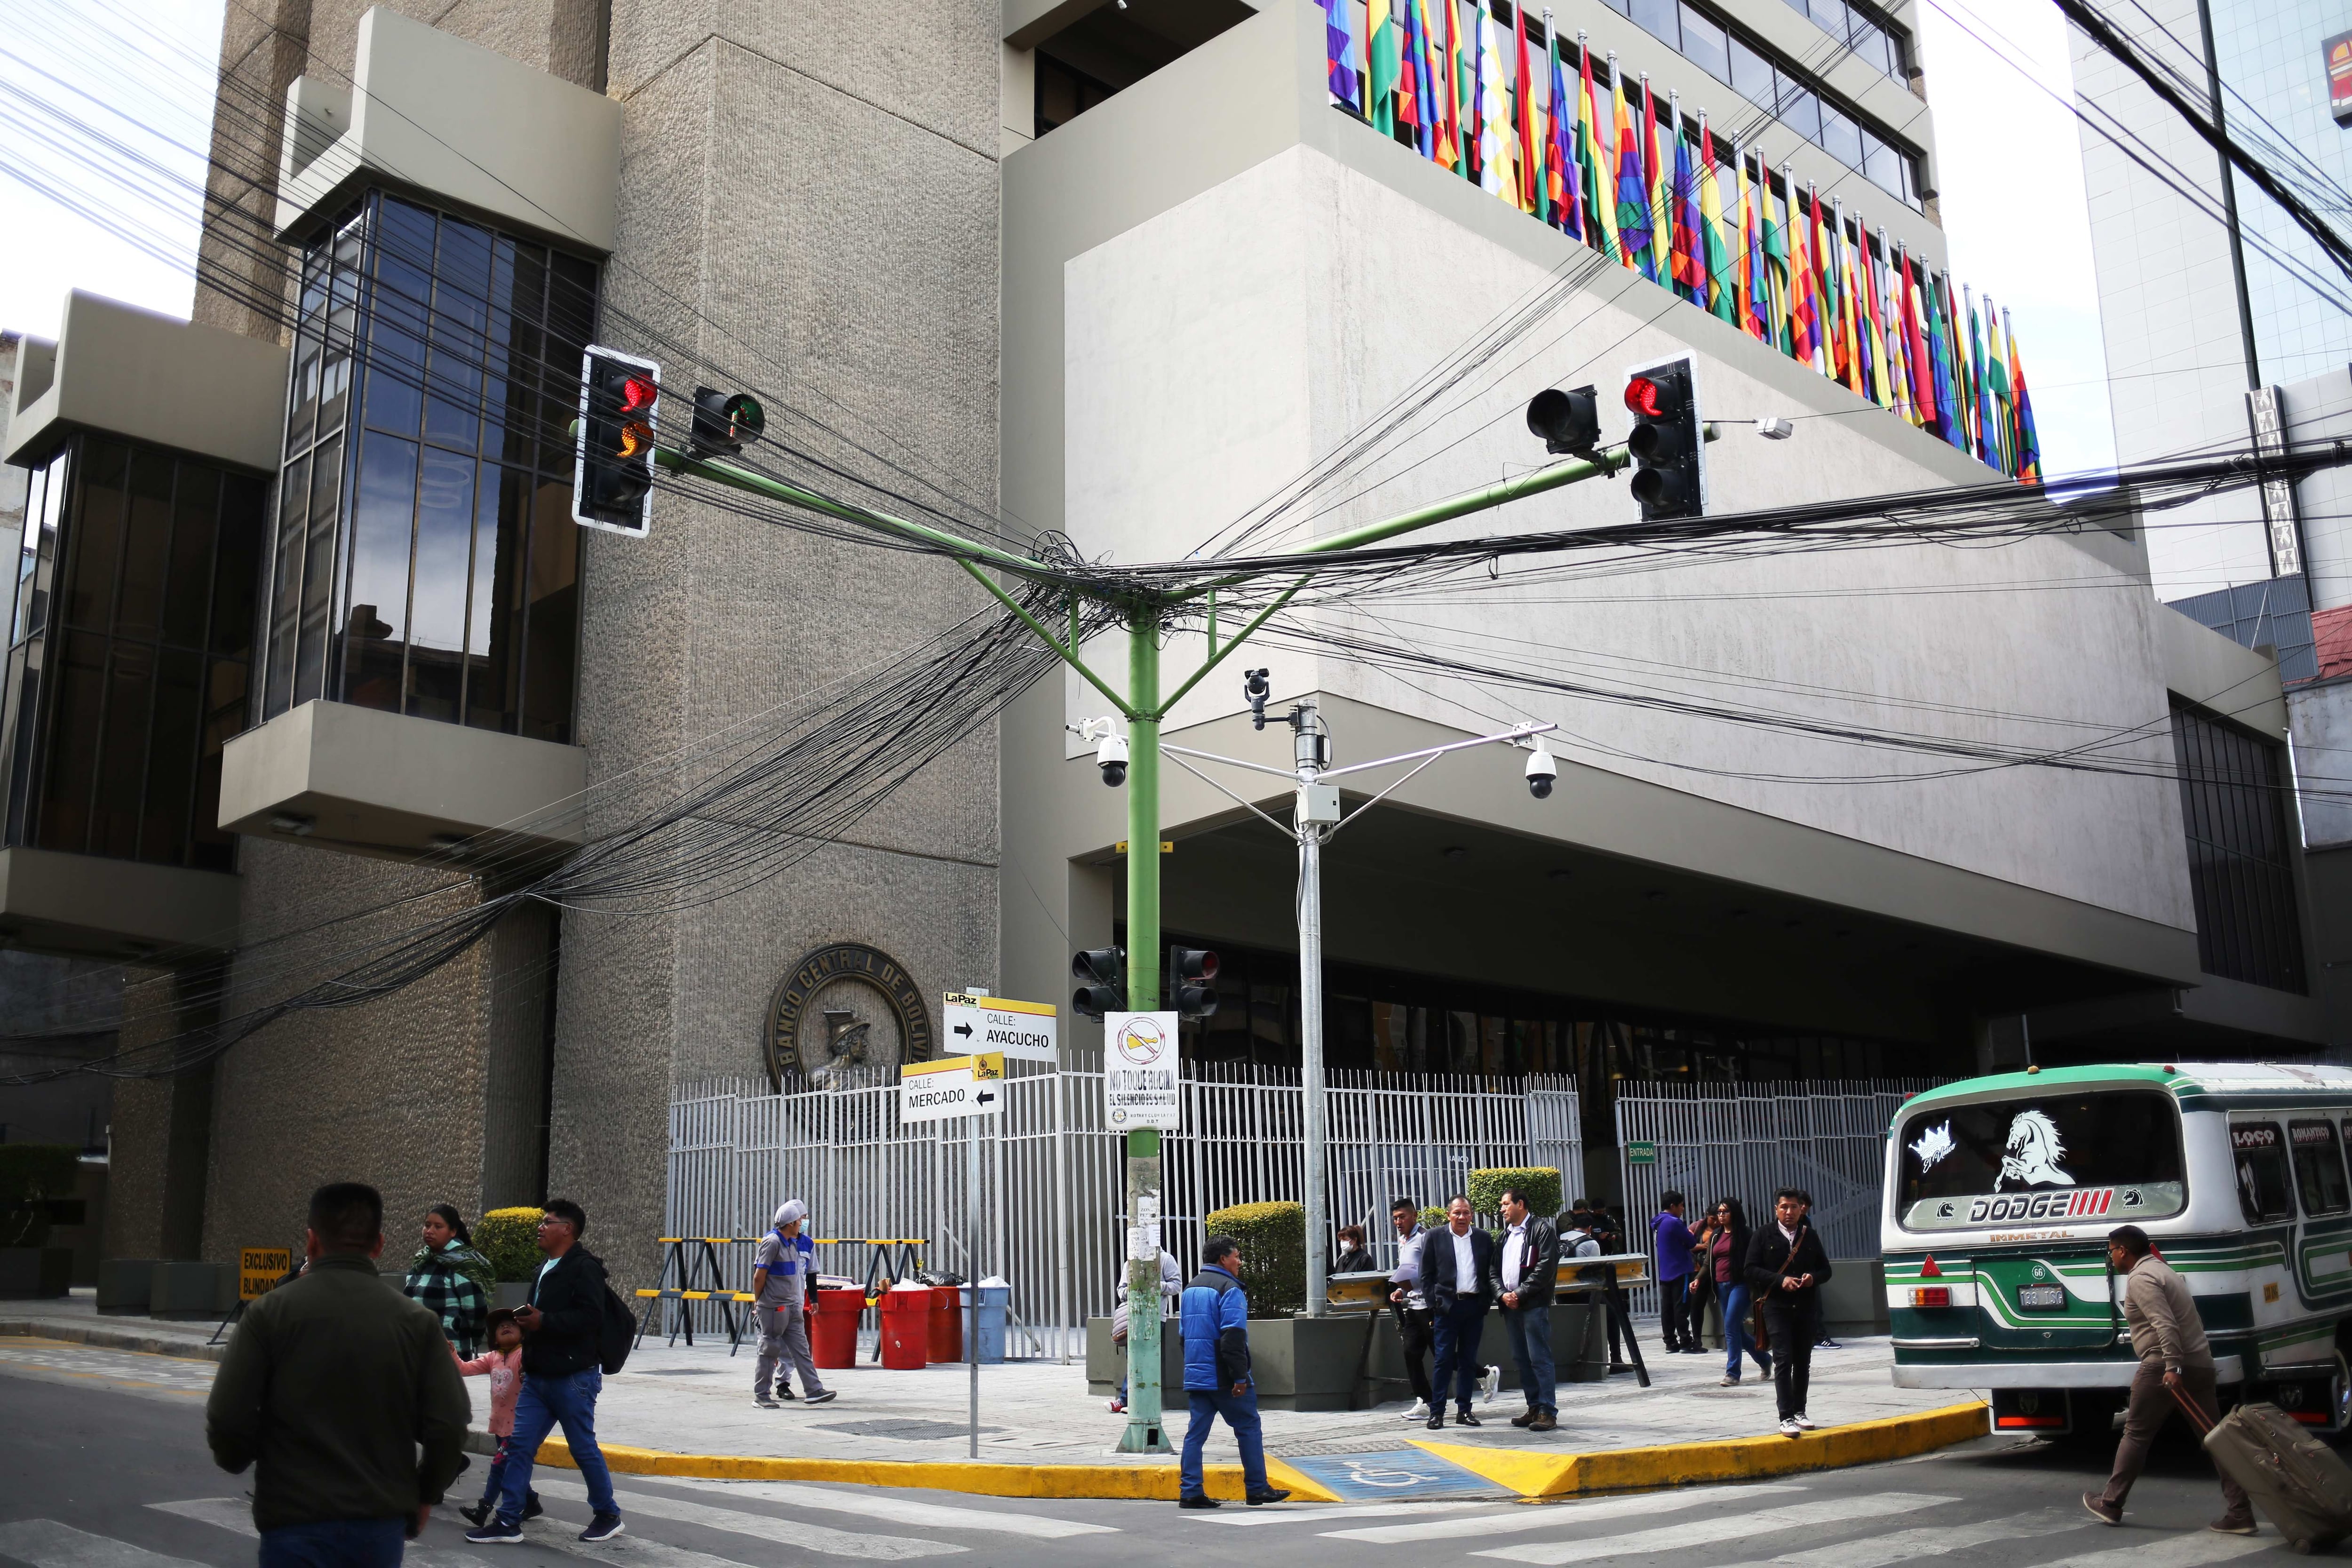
[{"x1": 1967, "y1": 1188, "x2": 2115, "y2": 1225}]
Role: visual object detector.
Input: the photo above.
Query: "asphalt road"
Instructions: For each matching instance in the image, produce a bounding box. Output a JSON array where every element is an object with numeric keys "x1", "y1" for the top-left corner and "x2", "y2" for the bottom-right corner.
[{"x1": 0, "y1": 1339, "x2": 2319, "y2": 1568}]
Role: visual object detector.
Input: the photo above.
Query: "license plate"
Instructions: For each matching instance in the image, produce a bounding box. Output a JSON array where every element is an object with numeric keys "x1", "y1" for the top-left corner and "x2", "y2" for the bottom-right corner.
[{"x1": 2017, "y1": 1283, "x2": 2068, "y2": 1311}]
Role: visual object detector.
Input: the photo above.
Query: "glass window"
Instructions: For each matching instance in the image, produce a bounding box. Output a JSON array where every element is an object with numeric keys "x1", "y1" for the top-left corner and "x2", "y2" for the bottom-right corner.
[
  {"x1": 1780, "y1": 0, "x2": 1809, "y2": 16},
  {"x1": 1729, "y1": 35, "x2": 1775, "y2": 107},
  {"x1": 1893, "y1": 1090, "x2": 2186, "y2": 1231},
  {"x1": 1851, "y1": 19, "x2": 1893, "y2": 77},
  {"x1": 1820, "y1": 102, "x2": 1863, "y2": 169},
  {"x1": 1629, "y1": 0, "x2": 1679, "y2": 48},
  {"x1": 2234, "y1": 1123, "x2": 2294, "y2": 1224},
  {"x1": 2292, "y1": 1121, "x2": 2349, "y2": 1216},
  {"x1": 1861, "y1": 129, "x2": 1907, "y2": 200},
  {"x1": 1678, "y1": 5, "x2": 1729, "y2": 81},
  {"x1": 1775, "y1": 72, "x2": 1821, "y2": 143},
  {"x1": 2173, "y1": 699, "x2": 2306, "y2": 991},
  {"x1": 1810, "y1": 0, "x2": 1851, "y2": 40}
]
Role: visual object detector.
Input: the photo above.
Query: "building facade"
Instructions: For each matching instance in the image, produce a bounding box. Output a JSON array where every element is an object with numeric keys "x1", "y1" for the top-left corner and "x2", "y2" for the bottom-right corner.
[{"x1": 0, "y1": 0, "x2": 2326, "y2": 1287}]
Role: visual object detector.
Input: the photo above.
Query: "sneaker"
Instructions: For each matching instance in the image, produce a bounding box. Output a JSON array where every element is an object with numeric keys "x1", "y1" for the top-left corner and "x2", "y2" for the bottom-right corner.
[
  {"x1": 1107, "y1": 1397, "x2": 1126, "y2": 1414},
  {"x1": 1717, "y1": 1377, "x2": 1740, "y2": 1387},
  {"x1": 1244, "y1": 1488, "x2": 1291, "y2": 1506},
  {"x1": 1778, "y1": 1417, "x2": 1800, "y2": 1438},
  {"x1": 755, "y1": 1393, "x2": 779, "y2": 1409},
  {"x1": 805, "y1": 1390, "x2": 838, "y2": 1405},
  {"x1": 1816, "y1": 1338, "x2": 1842, "y2": 1350},
  {"x1": 2082, "y1": 1493, "x2": 2122, "y2": 1527},
  {"x1": 464, "y1": 1520, "x2": 525, "y2": 1545},
  {"x1": 1403, "y1": 1400, "x2": 1431, "y2": 1421},
  {"x1": 774, "y1": 1386, "x2": 798, "y2": 1401},
  {"x1": 1478, "y1": 1365, "x2": 1502, "y2": 1402},
  {"x1": 460, "y1": 1502, "x2": 491, "y2": 1528},
  {"x1": 578, "y1": 1514, "x2": 624, "y2": 1543},
  {"x1": 2209, "y1": 1517, "x2": 2257, "y2": 1536},
  {"x1": 1793, "y1": 1412, "x2": 1817, "y2": 1431},
  {"x1": 1178, "y1": 1495, "x2": 1221, "y2": 1510}
]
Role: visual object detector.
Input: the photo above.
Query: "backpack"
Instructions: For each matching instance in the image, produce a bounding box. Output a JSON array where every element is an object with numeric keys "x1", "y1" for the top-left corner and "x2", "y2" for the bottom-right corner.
[{"x1": 598, "y1": 1278, "x2": 635, "y2": 1374}]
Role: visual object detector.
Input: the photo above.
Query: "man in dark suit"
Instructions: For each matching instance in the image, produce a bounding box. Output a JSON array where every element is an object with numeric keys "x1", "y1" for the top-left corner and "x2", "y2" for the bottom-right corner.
[
  {"x1": 1744, "y1": 1186, "x2": 1835, "y2": 1439},
  {"x1": 1498, "y1": 1186, "x2": 1562, "y2": 1431},
  {"x1": 1420, "y1": 1194, "x2": 1497, "y2": 1429}
]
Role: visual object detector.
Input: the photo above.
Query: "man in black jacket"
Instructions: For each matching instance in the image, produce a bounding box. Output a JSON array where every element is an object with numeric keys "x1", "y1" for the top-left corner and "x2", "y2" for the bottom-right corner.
[
  {"x1": 1498, "y1": 1186, "x2": 1561, "y2": 1431},
  {"x1": 1421, "y1": 1194, "x2": 1498, "y2": 1429},
  {"x1": 467, "y1": 1199, "x2": 623, "y2": 1545},
  {"x1": 1745, "y1": 1187, "x2": 1835, "y2": 1438}
]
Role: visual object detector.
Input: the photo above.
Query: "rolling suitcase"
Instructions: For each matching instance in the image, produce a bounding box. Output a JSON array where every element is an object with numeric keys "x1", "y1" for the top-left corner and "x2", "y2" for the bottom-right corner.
[{"x1": 2177, "y1": 1386, "x2": 2352, "y2": 1554}]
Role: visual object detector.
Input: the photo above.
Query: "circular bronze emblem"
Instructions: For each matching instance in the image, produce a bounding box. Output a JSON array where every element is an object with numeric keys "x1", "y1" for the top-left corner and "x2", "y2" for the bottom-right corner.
[{"x1": 764, "y1": 942, "x2": 934, "y2": 1090}]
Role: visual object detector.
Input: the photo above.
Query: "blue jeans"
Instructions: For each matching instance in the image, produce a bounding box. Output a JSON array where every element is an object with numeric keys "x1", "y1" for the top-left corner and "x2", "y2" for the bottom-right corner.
[
  {"x1": 1720, "y1": 1282, "x2": 1771, "y2": 1380},
  {"x1": 500, "y1": 1368, "x2": 617, "y2": 1523},
  {"x1": 258, "y1": 1518, "x2": 405, "y2": 1566},
  {"x1": 1179, "y1": 1385, "x2": 1268, "y2": 1498},
  {"x1": 1502, "y1": 1304, "x2": 1555, "y2": 1413},
  {"x1": 1430, "y1": 1300, "x2": 1488, "y2": 1411}
]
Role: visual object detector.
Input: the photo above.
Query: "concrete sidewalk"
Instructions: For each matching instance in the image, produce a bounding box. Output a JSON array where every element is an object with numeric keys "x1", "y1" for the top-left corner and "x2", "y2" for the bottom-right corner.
[{"x1": 4, "y1": 1290, "x2": 1979, "y2": 1499}]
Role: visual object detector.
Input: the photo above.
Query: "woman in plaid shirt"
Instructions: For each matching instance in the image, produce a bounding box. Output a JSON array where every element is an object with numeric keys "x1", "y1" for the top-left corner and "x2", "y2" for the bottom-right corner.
[{"x1": 403, "y1": 1204, "x2": 495, "y2": 1354}]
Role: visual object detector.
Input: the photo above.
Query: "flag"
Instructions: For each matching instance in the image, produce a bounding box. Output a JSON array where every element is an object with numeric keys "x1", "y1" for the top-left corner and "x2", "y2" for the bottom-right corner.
[
  {"x1": 1788, "y1": 184, "x2": 1820, "y2": 369},
  {"x1": 1399, "y1": 0, "x2": 1427, "y2": 152},
  {"x1": 1644, "y1": 80, "x2": 1670, "y2": 285},
  {"x1": 1478, "y1": 2, "x2": 1509, "y2": 199},
  {"x1": 2007, "y1": 311, "x2": 2041, "y2": 481},
  {"x1": 1762, "y1": 163, "x2": 1792, "y2": 354},
  {"x1": 1430, "y1": 0, "x2": 1461, "y2": 169},
  {"x1": 1614, "y1": 64, "x2": 1652, "y2": 278},
  {"x1": 1739, "y1": 151, "x2": 1769, "y2": 341},
  {"x1": 1862, "y1": 233, "x2": 1894, "y2": 412},
  {"x1": 1579, "y1": 41, "x2": 1618, "y2": 260},
  {"x1": 1902, "y1": 253, "x2": 1935, "y2": 431},
  {"x1": 1325, "y1": 0, "x2": 1360, "y2": 109},
  {"x1": 1836, "y1": 207, "x2": 1865, "y2": 396},
  {"x1": 1966, "y1": 289, "x2": 1992, "y2": 467},
  {"x1": 1812, "y1": 188, "x2": 1844, "y2": 384},
  {"x1": 1925, "y1": 270, "x2": 1960, "y2": 448},
  {"x1": 1451, "y1": 0, "x2": 1476, "y2": 180},
  {"x1": 1369, "y1": 0, "x2": 1398, "y2": 135},
  {"x1": 1513, "y1": 0, "x2": 1536, "y2": 213},
  {"x1": 1698, "y1": 119, "x2": 1735, "y2": 322},
  {"x1": 1671, "y1": 115, "x2": 1702, "y2": 302},
  {"x1": 1548, "y1": 27, "x2": 1579, "y2": 235}
]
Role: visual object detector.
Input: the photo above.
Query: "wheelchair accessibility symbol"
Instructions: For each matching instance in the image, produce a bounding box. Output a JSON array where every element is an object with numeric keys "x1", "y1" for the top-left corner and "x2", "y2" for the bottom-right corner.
[{"x1": 1284, "y1": 1448, "x2": 1504, "y2": 1500}]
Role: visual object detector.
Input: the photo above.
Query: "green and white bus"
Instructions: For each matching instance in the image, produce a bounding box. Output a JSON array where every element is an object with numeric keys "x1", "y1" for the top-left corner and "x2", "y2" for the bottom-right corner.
[{"x1": 1883, "y1": 1062, "x2": 2352, "y2": 1438}]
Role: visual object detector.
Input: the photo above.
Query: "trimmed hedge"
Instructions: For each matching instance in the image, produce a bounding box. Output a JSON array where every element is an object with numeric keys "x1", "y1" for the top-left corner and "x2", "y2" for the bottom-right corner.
[
  {"x1": 1467, "y1": 1167, "x2": 1562, "y2": 1226},
  {"x1": 0, "y1": 1144, "x2": 77, "y2": 1247},
  {"x1": 1417, "y1": 1206, "x2": 1446, "y2": 1234},
  {"x1": 1202, "y1": 1200, "x2": 1305, "y2": 1317},
  {"x1": 477, "y1": 1206, "x2": 545, "y2": 1282}
]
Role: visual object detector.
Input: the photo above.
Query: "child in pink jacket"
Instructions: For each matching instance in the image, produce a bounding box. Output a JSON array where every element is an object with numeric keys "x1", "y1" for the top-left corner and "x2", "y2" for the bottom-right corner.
[{"x1": 454, "y1": 1309, "x2": 540, "y2": 1526}]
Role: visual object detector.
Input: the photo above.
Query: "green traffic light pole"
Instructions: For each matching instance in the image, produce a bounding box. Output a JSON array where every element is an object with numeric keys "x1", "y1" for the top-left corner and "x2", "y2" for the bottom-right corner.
[{"x1": 649, "y1": 427, "x2": 1710, "y2": 1454}]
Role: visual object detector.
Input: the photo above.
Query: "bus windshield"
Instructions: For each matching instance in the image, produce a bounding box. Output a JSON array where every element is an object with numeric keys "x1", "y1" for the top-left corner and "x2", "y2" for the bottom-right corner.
[{"x1": 1894, "y1": 1088, "x2": 2185, "y2": 1232}]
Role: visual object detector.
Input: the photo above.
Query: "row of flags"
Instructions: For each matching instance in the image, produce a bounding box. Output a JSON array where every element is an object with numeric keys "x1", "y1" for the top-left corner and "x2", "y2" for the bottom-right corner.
[{"x1": 1322, "y1": 0, "x2": 2041, "y2": 482}]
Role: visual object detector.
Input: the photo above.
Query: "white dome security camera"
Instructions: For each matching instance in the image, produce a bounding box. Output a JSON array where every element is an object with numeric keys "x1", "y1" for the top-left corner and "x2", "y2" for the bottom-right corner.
[
  {"x1": 1097, "y1": 732, "x2": 1130, "y2": 788},
  {"x1": 1526, "y1": 740, "x2": 1557, "y2": 800}
]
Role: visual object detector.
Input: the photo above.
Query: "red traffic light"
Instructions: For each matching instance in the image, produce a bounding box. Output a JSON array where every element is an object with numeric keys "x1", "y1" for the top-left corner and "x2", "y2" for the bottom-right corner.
[
  {"x1": 1624, "y1": 375, "x2": 1665, "y2": 417},
  {"x1": 619, "y1": 375, "x2": 658, "y2": 414}
]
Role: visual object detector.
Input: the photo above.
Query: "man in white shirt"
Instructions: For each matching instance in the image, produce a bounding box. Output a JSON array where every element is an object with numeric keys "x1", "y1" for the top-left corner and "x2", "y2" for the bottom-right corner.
[
  {"x1": 1498, "y1": 1187, "x2": 1561, "y2": 1431},
  {"x1": 1420, "y1": 1195, "x2": 1498, "y2": 1430},
  {"x1": 1384, "y1": 1199, "x2": 1438, "y2": 1420}
]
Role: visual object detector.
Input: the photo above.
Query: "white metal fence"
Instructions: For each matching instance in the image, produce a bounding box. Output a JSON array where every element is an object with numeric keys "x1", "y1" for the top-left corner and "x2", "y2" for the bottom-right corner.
[
  {"x1": 667, "y1": 1065, "x2": 1581, "y2": 1356},
  {"x1": 1612, "y1": 1077, "x2": 1942, "y2": 1312}
]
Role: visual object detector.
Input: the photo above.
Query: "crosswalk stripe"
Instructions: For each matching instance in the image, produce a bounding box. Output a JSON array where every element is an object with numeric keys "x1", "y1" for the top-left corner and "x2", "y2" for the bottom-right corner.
[
  {"x1": 144, "y1": 1501, "x2": 255, "y2": 1539},
  {"x1": 1208, "y1": 1501, "x2": 1503, "y2": 1527},
  {"x1": 1764, "y1": 1508, "x2": 2084, "y2": 1568},
  {"x1": 534, "y1": 1478, "x2": 964, "y2": 1560},
  {"x1": 2042, "y1": 1534, "x2": 2276, "y2": 1568},
  {"x1": 1327, "y1": 1482, "x2": 1809, "y2": 1544},
  {"x1": 432, "y1": 1520, "x2": 759, "y2": 1568},
  {"x1": 0, "y1": 1519, "x2": 213, "y2": 1568},
  {"x1": 650, "y1": 1475, "x2": 1119, "y2": 1537},
  {"x1": 1473, "y1": 1492, "x2": 1959, "y2": 1566}
]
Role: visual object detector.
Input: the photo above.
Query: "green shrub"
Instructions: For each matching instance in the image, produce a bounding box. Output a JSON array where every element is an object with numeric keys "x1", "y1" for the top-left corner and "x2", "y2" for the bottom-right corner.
[
  {"x1": 1467, "y1": 1167, "x2": 1562, "y2": 1226},
  {"x1": 477, "y1": 1206, "x2": 545, "y2": 1282},
  {"x1": 1203, "y1": 1200, "x2": 1304, "y2": 1317},
  {"x1": 0, "y1": 1145, "x2": 77, "y2": 1247},
  {"x1": 1417, "y1": 1207, "x2": 1446, "y2": 1234}
]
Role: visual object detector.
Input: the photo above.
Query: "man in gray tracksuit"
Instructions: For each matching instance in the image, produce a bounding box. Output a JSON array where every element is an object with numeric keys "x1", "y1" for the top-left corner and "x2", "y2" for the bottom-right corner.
[{"x1": 752, "y1": 1200, "x2": 835, "y2": 1408}]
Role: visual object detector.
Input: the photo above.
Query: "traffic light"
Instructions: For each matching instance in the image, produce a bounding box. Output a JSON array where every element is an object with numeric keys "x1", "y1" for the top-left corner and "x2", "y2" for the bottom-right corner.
[
  {"x1": 1072, "y1": 947, "x2": 1127, "y2": 1019},
  {"x1": 1526, "y1": 385, "x2": 1600, "y2": 456},
  {"x1": 687, "y1": 387, "x2": 766, "y2": 460},
  {"x1": 1166, "y1": 946, "x2": 1219, "y2": 1020},
  {"x1": 1622, "y1": 358, "x2": 1703, "y2": 521},
  {"x1": 574, "y1": 345, "x2": 660, "y2": 536}
]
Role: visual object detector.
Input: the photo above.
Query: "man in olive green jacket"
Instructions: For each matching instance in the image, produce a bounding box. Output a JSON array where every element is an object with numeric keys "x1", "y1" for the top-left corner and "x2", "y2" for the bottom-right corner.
[{"x1": 207, "y1": 1182, "x2": 472, "y2": 1565}]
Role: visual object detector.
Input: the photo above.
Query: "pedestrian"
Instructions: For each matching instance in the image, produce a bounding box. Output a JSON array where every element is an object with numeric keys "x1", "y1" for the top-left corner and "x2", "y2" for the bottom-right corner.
[
  {"x1": 1385, "y1": 1197, "x2": 1438, "y2": 1421},
  {"x1": 1175, "y1": 1235, "x2": 1290, "y2": 1510},
  {"x1": 2082, "y1": 1224, "x2": 2254, "y2": 1534},
  {"x1": 1745, "y1": 1186, "x2": 1832, "y2": 1437},
  {"x1": 403, "y1": 1203, "x2": 495, "y2": 1355},
  {"x1": 750, "y1": 1200, "x2": 835, "y2": 1409},
  {"x1": 454, "y1": 1310, "x2": 541, "y2": 1528},
  {"x1": 464, "y1": 1198, "x2": 624, "y2": 1545},
  {"x1": 1652, "y1": 1190, "x2": 1697, "y2": 1353},
  {"x1": 1497, "y1": 1185, "x2": 1559, "y2": 1432},
  {"x1": 205, "y1": 1181, "x2": 470, "y2": 1566},
  {"x1": 1420, "y1": 1194, "x2": 1498, "y2": 1430},
  {"x1": 1332, "y1": 1225, "x2": 1376, "y2": 1275},
  {"x1": 1108, "y1": 1246, "x2": 1182, "y2": 1414},
  {"x1": 1705, "y1": 1198, "x2": 1770, "y2": 1386},
  {"x1": 1685, "y1": 1202, "x2": 1721, "y2": 1349},
  {"x1": 1570, "y1": 1197, "x2": 1635, "y2": 1372}
]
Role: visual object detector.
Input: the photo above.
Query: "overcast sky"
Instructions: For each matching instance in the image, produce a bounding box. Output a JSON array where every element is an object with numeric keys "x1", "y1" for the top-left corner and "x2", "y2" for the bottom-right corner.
[{"x1": 1, "y1": 0, "x2": 2118, "y2": 478}]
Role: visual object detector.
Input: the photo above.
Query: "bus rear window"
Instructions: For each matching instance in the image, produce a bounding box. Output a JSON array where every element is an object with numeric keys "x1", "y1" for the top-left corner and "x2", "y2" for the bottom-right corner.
[{"x1": 1895, "y1": 1089, "x2": 2185, "y2": 1232}]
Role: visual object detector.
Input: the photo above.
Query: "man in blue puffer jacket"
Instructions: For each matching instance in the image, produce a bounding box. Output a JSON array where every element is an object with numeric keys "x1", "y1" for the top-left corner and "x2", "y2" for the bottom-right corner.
[{"x1": 1176, "y1": 1236, "x2": 1292, "y2": 1510}]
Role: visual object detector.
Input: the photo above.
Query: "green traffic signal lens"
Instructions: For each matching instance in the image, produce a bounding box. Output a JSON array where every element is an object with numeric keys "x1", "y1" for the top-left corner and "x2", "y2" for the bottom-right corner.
[{"x1": 723, "y1": 392, "x2": 766, "y2": 439}]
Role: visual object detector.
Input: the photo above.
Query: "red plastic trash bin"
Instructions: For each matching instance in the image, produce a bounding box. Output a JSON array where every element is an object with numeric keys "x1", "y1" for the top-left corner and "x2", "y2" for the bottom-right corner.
[
  {"x1": 928, "y1": 1285, "x2": 962, "y2": 1363},
  {"x1": 879, "y1": 1281, "x2": 931, "y2": 1369},
  {"x1": 811, "y1": 1286, "x2": 864, "y2": 1369}
]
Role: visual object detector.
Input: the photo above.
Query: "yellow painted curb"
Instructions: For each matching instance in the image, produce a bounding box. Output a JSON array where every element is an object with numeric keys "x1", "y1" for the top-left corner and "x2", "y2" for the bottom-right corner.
[
  {"x1": 532, "y1": 1438, "x2": 1341, "y2": 1504},
  {"x1": 1411, "y1": 1400, "x2": 1991, "y2": 1498}
]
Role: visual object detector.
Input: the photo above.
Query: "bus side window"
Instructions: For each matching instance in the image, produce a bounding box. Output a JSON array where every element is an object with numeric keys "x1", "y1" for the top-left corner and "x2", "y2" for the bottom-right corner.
[
  {"x1": 2291, "y1": 1121, "x2": 2350, "y2": 1216},
  {"x1": 2235, "y1": 1123, "x2": 2294, "y2": 1224}
]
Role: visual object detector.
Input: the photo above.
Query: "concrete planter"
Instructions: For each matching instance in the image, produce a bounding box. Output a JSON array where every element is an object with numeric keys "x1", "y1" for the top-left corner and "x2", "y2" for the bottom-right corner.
[
  {"x1": 0, "y1": 1247, "x2": 72, "y2": 1298},
  {"x1": 98, "y1": 1258, "x2": 161, "y2": 1314},
  {"x1": 149, "y1": 1260, "x2": 234, "y2": 1320}
]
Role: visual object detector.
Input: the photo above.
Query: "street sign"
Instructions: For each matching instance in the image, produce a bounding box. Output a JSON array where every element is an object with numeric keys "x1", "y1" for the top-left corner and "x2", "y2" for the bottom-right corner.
[
  {"x1": 943, "y1": 991, "x2": 1058, "y2": 1063},
  {"x1": 900, "y1": 1054, "x2": 1005, "y2": 1123},
  {"x1": 1626, "y1": 1140, "x2": 1658, "y2": 1166},
  {"x1": 1104, "y1": 1011, "x2": 1181, "y2": 1129},
  {"x1": 239, "y1": 1247, "x2": 291, "y2": 1300}
]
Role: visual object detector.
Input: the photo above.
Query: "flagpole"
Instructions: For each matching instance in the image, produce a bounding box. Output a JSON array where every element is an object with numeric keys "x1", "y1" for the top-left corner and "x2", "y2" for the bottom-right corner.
[{"x1": 1778, "y1": 159, "x2": 1797, "y2": 359}]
